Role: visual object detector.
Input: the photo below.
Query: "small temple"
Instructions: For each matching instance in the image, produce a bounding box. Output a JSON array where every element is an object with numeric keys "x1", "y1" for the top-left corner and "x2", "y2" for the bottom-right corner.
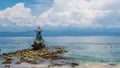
[{"x1": 31, "y1": 26, "x2": 45, "y2": 50}]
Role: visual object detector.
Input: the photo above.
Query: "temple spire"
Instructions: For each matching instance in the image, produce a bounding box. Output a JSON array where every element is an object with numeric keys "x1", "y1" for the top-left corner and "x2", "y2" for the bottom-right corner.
[{"x1": 35, "y1": 26, "x2": 43, "y2": 41}]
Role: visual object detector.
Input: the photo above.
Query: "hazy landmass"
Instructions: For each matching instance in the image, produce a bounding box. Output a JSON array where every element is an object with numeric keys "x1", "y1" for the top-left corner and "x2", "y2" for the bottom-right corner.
[{"x1": 0, "y1": 28, "x2": 120, "y2": 36}]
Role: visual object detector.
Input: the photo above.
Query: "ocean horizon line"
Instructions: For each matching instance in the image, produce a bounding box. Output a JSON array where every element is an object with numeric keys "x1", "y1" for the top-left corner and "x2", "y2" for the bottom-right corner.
[{"x1": 0, "y1": 35, "x2": 120, "y2": 37}]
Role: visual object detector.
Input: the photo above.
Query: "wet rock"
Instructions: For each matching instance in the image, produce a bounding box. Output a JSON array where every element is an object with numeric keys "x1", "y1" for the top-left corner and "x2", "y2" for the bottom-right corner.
[
  {"x1": 2, "y1": 61, "x2": 11, "y2": 64},
  {"x1": 70, "y1": 63, "x2": 79, "y2": 67},
  {"x1": 53, "y1": 48, "x2": 68, "y2": 54},
  {"x1": 109, "y1": 63, "x2": 117, "y2": 66},
  {"x1": 2, "y1": 53, "x2": 6, "y2": 56},
  {"x1": 26, "y1": 60, "x2": 37, "y2": 64},
  {"x1": 2, "y1": 60, "x2": 12, "y2": 64},
  {"x1": 15, "y1": 61, "x2": 22, "y2": 64},
  {"x1": 53, "y1": 63, "x2": 62, "y2": 66},
  {"x1": 2, "y1": 58, "x2": 13, "y2": 64}
]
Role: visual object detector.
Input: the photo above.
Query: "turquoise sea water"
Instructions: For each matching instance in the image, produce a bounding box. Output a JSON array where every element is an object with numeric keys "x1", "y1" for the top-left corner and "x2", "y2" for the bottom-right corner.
[{"x1": 0, "y1": 36, "x2": 120, "y2": 64}]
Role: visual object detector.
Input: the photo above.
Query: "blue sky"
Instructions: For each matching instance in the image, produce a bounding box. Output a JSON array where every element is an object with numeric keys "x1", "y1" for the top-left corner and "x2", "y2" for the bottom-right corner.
[
  {"x1": 0, "y1": 0, "x2": 53, "y2": 15},
  {"x1": 0, "y1": 0, "x2": 120, "y2": 33}
]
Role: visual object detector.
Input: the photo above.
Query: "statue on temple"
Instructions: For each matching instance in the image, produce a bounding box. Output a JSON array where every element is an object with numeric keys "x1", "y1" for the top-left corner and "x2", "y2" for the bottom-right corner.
[{"x1": 31, "y1": 26, "x2": 45, "y2": 50}]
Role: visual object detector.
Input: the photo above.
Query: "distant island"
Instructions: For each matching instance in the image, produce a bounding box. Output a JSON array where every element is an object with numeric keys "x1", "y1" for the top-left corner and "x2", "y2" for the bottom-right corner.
[{"x1": 0, "y1": 28, "x2": 120, "y2": 36}]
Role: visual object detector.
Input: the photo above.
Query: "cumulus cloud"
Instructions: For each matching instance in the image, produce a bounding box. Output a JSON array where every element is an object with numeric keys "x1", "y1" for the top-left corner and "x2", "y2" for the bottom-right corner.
[
  {"x1": 38, "y1": 0, "x2": 120, "y2": 28},
  {"x1": 0, "y1": 3, "x2": 37, "y2": 27},
  {"x1": 0, "y1": 0, "x2": 120, "y2": 29}
]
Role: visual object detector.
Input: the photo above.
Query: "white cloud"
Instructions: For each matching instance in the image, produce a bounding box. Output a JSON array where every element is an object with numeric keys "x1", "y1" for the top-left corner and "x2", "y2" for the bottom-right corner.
[
  {"x1": 0, "y1": 3, "x2": 37, "y2": 27},
  {"x1": 38, "y1": 0, "x2": 120, "y2": 28},
  {"x1": 0, "y1": 0, "x2": 120, "y2": 29}
]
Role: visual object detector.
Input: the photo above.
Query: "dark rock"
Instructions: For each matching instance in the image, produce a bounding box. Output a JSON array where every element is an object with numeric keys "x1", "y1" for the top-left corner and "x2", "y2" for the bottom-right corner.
[
  {"x1": 53, "y1": 63, "x2": 62, "y2": 66},
  {"x1": 31, "y1": 40, "x2": 45, "y2": 50},
  {"x1": 53, "y1": 48, "x2": 68, "y2": 54},
  {"x1": 109, "y1": 63, "x2": 117, "y2": 66},
  {"x1": 2, "y1": 61, "x2": 12, "y2": 64},
  {"x1": 2, "y1": 58, "x2": 13, "y2": 64},
  {"x1": 15, "y1": 61, "x2": 22, "y2": 64},
  {"x1": 3, "y1": 53, "x2": 7, "y2": 55},
  {"x1": 70, "y1": 63, "x2": 79, "y2": 67}
]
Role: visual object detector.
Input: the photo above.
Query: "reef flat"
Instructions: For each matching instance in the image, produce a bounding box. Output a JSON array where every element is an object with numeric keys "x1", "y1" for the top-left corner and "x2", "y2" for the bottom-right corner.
[{"x1": 2, "y1": 47, "x2": 66, "y2": 63}]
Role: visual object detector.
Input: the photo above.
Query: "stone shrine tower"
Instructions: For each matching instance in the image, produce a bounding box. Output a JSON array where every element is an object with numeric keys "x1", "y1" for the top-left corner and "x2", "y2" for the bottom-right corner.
[{"x1": 31, "y1": 26, "x2": 45, "y2": 50}]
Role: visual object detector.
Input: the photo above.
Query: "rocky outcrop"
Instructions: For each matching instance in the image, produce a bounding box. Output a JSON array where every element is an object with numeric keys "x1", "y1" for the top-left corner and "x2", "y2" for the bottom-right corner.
[
  {"x1": 2, "y1": 48, "x2": 67, "y2": 64},
  {"x1": 1, "y1": 47, "x2": 79, "y2": 67}
]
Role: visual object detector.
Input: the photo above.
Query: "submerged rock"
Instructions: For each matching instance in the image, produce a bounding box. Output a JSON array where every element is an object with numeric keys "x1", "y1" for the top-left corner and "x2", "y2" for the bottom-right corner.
[{"x1": 109, "y1": 63, "x2": 117, "y2": 66}]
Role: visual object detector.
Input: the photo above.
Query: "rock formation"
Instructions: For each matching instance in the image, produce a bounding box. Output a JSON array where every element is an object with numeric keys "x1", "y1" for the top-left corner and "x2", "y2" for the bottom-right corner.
[{"x1": 2, "y1": 48, "x2": 67, "y2": 64}]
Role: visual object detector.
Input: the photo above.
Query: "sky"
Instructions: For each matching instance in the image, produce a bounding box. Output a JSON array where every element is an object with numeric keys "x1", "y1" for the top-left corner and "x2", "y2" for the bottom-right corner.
[{"x1": 0, "y1": 0, "x2": 120, "y2": 32}]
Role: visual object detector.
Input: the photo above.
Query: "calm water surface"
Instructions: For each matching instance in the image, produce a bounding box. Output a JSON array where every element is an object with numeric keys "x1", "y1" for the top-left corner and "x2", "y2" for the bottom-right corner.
[{"x1": 0, "y1": 36, "x2": 120, "y2": 64}]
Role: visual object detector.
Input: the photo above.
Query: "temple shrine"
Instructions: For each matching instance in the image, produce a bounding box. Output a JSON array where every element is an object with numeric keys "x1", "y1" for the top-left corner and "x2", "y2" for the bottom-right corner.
[{"x1": 31, "y1": 26, "x2": 45, "y2": 50}]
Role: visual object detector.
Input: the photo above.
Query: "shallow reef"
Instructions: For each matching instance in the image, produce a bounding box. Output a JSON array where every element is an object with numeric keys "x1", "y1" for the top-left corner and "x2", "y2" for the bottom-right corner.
[
  {"x1": 2, "y1": 48, "x2": 66, "y2": 64},
  {"x1": 1, "y1": 47, "x2": 79, "y2": 67}
]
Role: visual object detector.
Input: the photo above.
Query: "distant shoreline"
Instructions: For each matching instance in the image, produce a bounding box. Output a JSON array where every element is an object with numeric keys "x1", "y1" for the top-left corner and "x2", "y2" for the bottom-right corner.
[{"x1": 0, "y1": 35, "x2": 120, "y2": 37}]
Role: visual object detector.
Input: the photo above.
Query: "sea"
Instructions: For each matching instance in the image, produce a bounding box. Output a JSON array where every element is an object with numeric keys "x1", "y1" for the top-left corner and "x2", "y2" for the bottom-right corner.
[{"x1": 0, "y1": 36, "x2": 120, "y2": 64}]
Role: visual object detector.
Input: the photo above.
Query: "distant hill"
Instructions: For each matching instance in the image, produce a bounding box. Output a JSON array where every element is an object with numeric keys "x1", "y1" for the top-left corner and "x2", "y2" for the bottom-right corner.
[
  {"x1": 42, "y1": 28, "x2": 120, "y2": 36},
  {"x1": 0, "y1": 31, "x2": 35, "y2": 37},
  {"x1": 0, "y1": 28, "x2": 120, "y2": 36}
]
